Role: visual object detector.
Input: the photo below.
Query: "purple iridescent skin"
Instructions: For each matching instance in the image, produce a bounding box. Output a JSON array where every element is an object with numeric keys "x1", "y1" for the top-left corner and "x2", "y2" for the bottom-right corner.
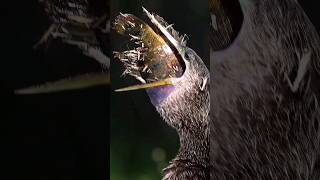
[{"x1": 146, "y1": 85, "x2": 176, "y2": 106}]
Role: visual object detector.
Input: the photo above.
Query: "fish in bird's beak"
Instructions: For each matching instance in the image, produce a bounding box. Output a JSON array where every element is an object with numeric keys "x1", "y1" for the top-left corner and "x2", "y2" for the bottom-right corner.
[{"x1": 113, "y1": 7, "x2": 188, "y2": 92}]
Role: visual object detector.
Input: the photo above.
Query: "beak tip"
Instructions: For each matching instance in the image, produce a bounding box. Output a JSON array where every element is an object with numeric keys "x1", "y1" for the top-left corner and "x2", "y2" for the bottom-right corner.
[
  {"x1": 114, "y1": 89, "x2": 123, "y2": 92},
  {"x1": 114, "y1": 78, "x2": 175, "y2": 92}
]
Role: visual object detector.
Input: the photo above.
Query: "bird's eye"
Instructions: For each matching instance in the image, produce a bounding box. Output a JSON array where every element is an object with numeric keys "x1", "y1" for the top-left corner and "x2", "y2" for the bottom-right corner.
[{"x1": 184, "y1": 50, "x2": 195, "y2": 61}]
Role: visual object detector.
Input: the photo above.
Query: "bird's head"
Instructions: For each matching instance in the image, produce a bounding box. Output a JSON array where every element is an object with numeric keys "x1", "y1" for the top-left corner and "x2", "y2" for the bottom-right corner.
[{"x1": 113, "y1": 8, "x2": 209, "y2": 132}]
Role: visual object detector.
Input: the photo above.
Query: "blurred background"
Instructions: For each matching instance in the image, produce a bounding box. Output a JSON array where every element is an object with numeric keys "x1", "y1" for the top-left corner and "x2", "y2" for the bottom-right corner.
[
  {"x1": 0, "y1": 1, "x2": 109, "y2": 179},
  {"x1": 110, "y1": 0, "x2": 209, "y2": 179}
]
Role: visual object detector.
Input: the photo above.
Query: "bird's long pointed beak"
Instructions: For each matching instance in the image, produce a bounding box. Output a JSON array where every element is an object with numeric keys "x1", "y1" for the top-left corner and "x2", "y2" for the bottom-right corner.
[
  {"x1": 115, "y1": 78, "x2": 175, "y2": 92},
  {"x1": 15, "y1": 72, "x2": 109, "y2": 95}
]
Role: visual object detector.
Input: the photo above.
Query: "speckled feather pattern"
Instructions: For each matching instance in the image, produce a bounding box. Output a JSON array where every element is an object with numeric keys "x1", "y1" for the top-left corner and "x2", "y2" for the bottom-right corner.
[
  {"x1": 156, "y1": 48, "x2": 210, "y2": 179},
  {"x1": 146, "y1": 0, "x2": 320, "y2": 179},
  {"x1": 210, "y1": 0, "x2": 320, "y2": 179}
]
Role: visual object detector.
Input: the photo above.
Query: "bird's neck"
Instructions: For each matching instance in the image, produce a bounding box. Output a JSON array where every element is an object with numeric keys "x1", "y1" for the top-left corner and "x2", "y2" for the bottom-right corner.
[
  {"x1": 177, "y1": 129, "x2": 209, "y2": 165},
  {"x1": 163, "y1": 127, "x2": 210, "y2": 179}
]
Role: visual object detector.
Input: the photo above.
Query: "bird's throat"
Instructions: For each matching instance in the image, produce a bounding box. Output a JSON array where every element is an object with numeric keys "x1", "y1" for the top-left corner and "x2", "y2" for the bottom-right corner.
[{"x1": 146, "y1": 85, "x2": 176, "y2": 106}]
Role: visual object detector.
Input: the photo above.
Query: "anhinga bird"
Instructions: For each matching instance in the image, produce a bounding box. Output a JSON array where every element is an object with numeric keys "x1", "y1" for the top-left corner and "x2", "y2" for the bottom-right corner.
[
  {"x1": 114, "y1": 0, "x2": 320, "y2": 179},
  {"x1": 113, "y1": 8, "x2": 210, "y2": 179},
  {"x1": 16, "y1": 0, "x2": 320, "y2": 180}
]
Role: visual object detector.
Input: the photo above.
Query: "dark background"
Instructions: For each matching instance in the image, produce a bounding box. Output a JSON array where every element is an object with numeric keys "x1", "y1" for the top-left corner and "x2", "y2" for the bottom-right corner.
[
  {"x1": 0, "y1": 1, "x2": 319, "y2": 180},
  {"x1": 0, "y1": 1, "x2": 109, "y2": 179}
]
